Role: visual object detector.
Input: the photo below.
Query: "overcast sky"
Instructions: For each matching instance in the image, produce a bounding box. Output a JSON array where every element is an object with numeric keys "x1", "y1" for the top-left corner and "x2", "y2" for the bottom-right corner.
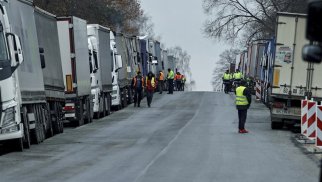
[{"x1": 141, "y1": 0, "x2": 229, "y2": 91}]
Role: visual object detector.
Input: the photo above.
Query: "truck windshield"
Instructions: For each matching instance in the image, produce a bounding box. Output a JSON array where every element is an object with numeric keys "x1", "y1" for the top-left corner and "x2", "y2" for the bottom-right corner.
[{"x1": 0, "y1": 32, "x2": 8, "y2": 61}]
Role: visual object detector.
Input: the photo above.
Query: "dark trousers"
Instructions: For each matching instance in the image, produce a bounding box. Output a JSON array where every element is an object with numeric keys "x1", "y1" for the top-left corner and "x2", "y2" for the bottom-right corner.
[
  {"x1": 238, "y1": 109, "x2": 248, "y2": 130},
  {"x1": 176, "y1": 81, "x2": 182, "y2": 91},
  {"x1": 168, "y1": 79, "x2": 174, "y2": 94},
  {"x1": 146, "y1": 90, "x2": 154, "y2": 106},
  {"x1": 134, "y1": 88, "x2": 142, "y2": 106},
  {"x1": 158, "y1": 80, "x2": 164, "y2": 94}
]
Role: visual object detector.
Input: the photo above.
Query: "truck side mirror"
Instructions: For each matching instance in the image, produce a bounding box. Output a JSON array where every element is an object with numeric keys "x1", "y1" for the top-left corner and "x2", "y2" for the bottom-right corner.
[
  {"x1": 116, "y1": 55, "x2": 123, "y2": 70},
  {"x1": 39, "y1": 48, "x2": 46, "y2": 69},
  {"x1": 306, "y1": 0, "x2": 322, "y2": 42},
  {"x1": 6, "y1": 33, "x2": 23, "y2": 66}
]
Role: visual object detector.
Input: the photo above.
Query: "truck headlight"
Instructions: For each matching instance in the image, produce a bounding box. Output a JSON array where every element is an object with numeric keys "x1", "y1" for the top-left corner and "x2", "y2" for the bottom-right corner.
[{"x1": 2, "y1": 107, "x2": 15, "y2": 127}]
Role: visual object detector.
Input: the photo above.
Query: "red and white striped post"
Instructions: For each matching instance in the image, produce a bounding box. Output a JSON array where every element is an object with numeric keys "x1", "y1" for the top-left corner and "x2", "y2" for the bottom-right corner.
[
  {"x1": 307, "y1": 101, "x2": 317, "y2": 140},
  {"x1": 315, "y1": 104, "x2": 322, "y2": 149},
  {"x1": 255, "y1": 81, "x2": 261, "y2": 101},
  {"x1": 301, "y1": 99, "x2": 308, "y2": 135}
]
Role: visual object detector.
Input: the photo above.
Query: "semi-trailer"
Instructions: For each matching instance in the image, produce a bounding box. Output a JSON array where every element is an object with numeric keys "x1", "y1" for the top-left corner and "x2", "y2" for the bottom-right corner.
[
  {"x1": 57, "y1": 16, "x2": 93, "y2": 126},
  {"x1": 34, "y1": 7, "x2": 65, "y2": 135},
  {"x1": 269, "y1": 13, "x2": 322, "y2": 129}
]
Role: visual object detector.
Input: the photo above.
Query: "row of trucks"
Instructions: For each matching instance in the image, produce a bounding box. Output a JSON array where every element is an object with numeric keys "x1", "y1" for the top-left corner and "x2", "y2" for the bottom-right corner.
[
  {"x1": 235, "y1": 12, "x2": 322, "y2": 129},
  {"x1": 0, "y1": 0, "x2": 178, "y2": 151}
]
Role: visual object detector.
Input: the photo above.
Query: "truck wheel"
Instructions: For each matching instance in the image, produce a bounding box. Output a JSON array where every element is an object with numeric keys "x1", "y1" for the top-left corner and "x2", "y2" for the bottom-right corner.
[
  {"x1": 22, "y1": 107, "x2": 31, "y2": 149},
  {"x1": 107, "y1": 95, "x2": 111, "y2": 115},
  {"x1": 77, "y1": 99, "x2": 85, "y2": 126},
  {"x1": 12, "y1": 138, "x2": 23, "y2": 152},
  {"x1": 271, "y1": 121, "x2": 284, "y2": 130}
]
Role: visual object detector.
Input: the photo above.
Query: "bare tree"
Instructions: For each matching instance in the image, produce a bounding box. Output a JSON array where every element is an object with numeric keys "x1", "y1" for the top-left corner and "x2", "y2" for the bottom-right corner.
[
  {"x1": 168, "y1": 46, "x2": 193, "y2": 84},
  {"x1": 203, "y1": 0, "x2": 307, "y2": 42},
  {"x1": 212, "y1": 48, "x2": 240, "y2": 91},
  {"x1": 34, "y1": 0, "x2": 143, "y2": 35}
]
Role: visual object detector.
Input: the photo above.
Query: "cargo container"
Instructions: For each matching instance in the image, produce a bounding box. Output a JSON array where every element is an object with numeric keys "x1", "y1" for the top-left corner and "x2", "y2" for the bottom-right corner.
[
  {"x1": 269, "y1": 13, "x2": 322, "y2": 129},
  {"x1": 57, "y1": 16, "x2": 93, "y2": 126},
  {"x1": 35, "y1": 7, "x2": 65, "y2": 135}
]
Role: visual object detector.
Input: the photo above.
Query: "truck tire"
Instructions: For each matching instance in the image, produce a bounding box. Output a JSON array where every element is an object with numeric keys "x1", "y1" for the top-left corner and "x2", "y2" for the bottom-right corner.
[
  {"x1": 12, "y1": 138, "x2": 24, "y2": 152},
  {"x1": 77, "y1": 99, "x2": 85, "y2": 126},
  {"x1": 107, "y1": 94, "x2": 111, "y2": 115},
  {"x1": 271, "y1": 121, "x2": 284, "y2": 130},
  {"x1": 22, "y1": 107, "x2": 31, "y2": 149}
]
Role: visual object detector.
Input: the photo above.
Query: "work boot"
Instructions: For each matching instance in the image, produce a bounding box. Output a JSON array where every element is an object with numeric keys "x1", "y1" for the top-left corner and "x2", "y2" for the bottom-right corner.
[
  {"x1": 134, "y1": 103, "x2": 137, "y2": 107},
  {"x1": 242, "y1": 129, "x2": 249, "y2": 133}
]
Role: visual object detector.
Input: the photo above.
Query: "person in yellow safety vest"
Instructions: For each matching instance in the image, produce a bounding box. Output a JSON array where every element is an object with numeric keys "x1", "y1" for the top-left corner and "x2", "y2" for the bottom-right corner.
[
  {"x1": 146, "y1": 72, "x2": 156, "y2": 107},
  {"x1": 167, "y1": 68, "x2": 174, "y2": 94},
  {"x1": 222, "y1": 70, "x2": 232, "y2": 93},
  {"x1": 158, "y1": 70, "x2": 164, "y2": 94},
  {"x1": 233, "y1": 69, "x2": 243, "y2": 81},
  {"x1": 235, "y1": 80, "x2": 252, "y2": 134}
]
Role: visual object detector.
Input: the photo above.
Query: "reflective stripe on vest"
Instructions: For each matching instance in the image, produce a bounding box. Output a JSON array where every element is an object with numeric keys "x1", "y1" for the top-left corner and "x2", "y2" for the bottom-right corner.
[{"x1": 235, "y1": 86, "x2": 249, "y2": 106}]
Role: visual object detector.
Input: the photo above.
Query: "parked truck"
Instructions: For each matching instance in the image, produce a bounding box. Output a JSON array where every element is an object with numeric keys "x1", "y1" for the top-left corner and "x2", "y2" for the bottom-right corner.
[
  {"x1": 110, "y1": 31, "x2": 124, "y2": 110},
  {"x1": 57, "y1": 16, "x2": 93, "y2": 126},
  {"x1": 270, "y1": 13, "x2": 322, "y2": 129},
  {"x1": 0, "y1": 0, "x2": 49, "y2": 151},
  {"x1": 35, "y1": 7, "x2": 64, "y2": 135},
  {"x1": 87, "y1": 24, "x2": 112, "y2": 118},
  {"x1": 113, "y1": 33, "x2": 132, "y2": 109}
]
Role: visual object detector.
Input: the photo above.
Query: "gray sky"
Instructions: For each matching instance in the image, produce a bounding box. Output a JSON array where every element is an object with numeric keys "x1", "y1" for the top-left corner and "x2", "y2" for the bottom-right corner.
[{"x1": 141, "y1": 0, "x2": 228, "y2": 91}]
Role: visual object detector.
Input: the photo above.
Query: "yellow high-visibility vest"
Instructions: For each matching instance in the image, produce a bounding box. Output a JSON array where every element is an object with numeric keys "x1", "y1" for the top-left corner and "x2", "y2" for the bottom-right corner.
[
  {"x1": 146, "y1": 77, "x2": 155, "y2": 88},
  {"x1": 223, "y1": 73, "x2": 231, "y2": 80},
  {"x1": 234, "y1": 72, "x2": 243, "y2": 79},
  {"x1": 236, "y1": 86, "x2": 249, "y2": 106}
]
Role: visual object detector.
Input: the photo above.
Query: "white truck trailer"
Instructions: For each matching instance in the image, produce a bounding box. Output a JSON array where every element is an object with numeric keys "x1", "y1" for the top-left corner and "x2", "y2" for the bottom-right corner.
[
  {"x1": 57, "y1": 16, "x2": 93, "y2": 126},
  {"x1": 270, "y1": 13, "x2": 322, "y2": 129},
  {"x1": 0, "y1": 0, "x2": 49, "y2": 151},
  {"x1": 87, "y1": 24, "x2": 112, "y2": 118}
]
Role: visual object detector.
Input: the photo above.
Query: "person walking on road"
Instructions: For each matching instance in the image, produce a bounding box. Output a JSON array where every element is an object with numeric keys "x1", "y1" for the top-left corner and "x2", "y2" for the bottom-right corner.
[
  {"x1": 146, "y1": 72, "x2": 156, "y2": 107},
  {"x1": 131, "y1": 71, "x2": 144, "y2": 107},
  {"x1": 181, "y1": 75, "x2": 186, "y2": 91},
  {"x1": 167, "y1": 68, "x2": 174, "y2": 94},
  {"x1": 235, "y1": 80, "x2": 252, "y2": 133},
  {"x1": 175, "y1": 72, "x2": 182, "y2": 91},
  {"x1": 158, "y1": 70, "x2": 164, "y2": 94},
  {"x1": 222, "y1": 70, "x2": 232, "y2": 94}
]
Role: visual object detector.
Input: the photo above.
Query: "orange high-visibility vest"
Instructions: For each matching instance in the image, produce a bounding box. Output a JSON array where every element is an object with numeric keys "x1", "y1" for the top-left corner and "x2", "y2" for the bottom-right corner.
[{"x1": 159, "y1": 72, "x2": 164, "y2": 81}]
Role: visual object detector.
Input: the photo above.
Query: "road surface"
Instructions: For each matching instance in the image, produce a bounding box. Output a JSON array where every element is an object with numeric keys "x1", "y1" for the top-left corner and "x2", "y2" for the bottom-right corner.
[{"x1": 0, "y1": 92, "x2": 319, "y2": 182}]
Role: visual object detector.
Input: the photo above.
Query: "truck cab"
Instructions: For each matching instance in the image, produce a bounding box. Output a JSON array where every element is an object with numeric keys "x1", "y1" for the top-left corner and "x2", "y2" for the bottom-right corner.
[
  {"x1": 0, "y1": 3, "x2": 24, "y2": 149},
  {"x1": 87, "y1": 36, "x2": 100, "y2": 116},
  {"x1": 110, "y1": 31, "x2": 123, "y2": 109}
]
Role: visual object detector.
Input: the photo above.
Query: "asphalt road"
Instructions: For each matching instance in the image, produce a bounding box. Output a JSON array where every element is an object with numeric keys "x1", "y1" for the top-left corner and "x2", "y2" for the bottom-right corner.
[{"x1": 0, "y1": 92, "x2": 319, "y2": 182}]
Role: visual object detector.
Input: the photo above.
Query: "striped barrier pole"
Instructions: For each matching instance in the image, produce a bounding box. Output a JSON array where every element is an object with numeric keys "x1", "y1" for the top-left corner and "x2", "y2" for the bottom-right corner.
[
  {"x1": 301, "y1": 99, "x2": 308, "y2": 136},
  {"x1": 316, "y1": 104, "x2": 322, "y2": 149},
  {"x1": 307, "y1": 101, "x2": 317, "y2": 140},
  {"x1": 256, "y1": 81, "x2": 261, "y2": 101}
]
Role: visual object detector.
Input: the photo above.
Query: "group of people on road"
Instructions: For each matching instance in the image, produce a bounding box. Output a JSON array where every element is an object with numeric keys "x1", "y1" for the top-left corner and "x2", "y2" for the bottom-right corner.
[
  {"x1": 131, "y1": 68, "x2": 186, "y2": 108},
  {"x1": 222, "y1": 69, "x2": 252, "y2": 134}
]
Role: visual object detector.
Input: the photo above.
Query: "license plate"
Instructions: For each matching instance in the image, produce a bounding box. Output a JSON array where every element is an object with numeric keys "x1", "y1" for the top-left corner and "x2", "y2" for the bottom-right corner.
[
  {"x1": 272, "y1": 108, "x2": 301, "y2": 116},
  {"x1": 65, "y1": 113, "x2": 75, "y2": 118},
  {"x1": 273, "y1": 109, "x2": 291, "y2": 115}
]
